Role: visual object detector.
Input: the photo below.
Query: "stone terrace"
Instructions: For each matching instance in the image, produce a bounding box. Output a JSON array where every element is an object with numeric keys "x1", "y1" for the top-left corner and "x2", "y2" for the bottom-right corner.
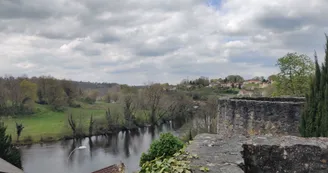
[{"x1": 186, "y1": 133, "x2": 328, "y2": 173}]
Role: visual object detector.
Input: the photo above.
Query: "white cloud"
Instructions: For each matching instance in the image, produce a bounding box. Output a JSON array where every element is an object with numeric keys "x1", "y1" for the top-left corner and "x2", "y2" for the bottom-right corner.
[{"x1": 0, "y1": 0, "x2": 327, "y2": 85}]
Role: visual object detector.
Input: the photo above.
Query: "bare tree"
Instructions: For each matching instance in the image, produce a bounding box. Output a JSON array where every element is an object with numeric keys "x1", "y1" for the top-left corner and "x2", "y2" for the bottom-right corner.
[
  {"x1": 121, "y1": 94, "x2": 137, "y2": 129},
  {"x1": 68, "y1": 113, "x2": 77, "y2": 137},
  {"x1": 142, "y1": 83, "x2": 174, "y2": 126},
  {"x1": 105, "y1": 108, "x2": 121, "y2": 131},
  {"x1": 89, "y1": 115, "x2": 94, "y2": 137},
  {"x1": 0, "y1": 78, "x2": 8, "y2": 114},
  {"x1": 15, "y1": 122, "x2": 24, "y2": 142},
  {"x1": 4, "y1": 75, "x2": 21, "y2": 108},
  {"x1": 112, "y1": 92, "x2": 119, "y2": 102},
  {"x1": 61, "y1": 79, "x2": 78, "y2": 106},
  {"x1": 84, "y1": 89, "x2": 99, "y2": 104},
  {"x1": 104, "y1": 92, "x2": 111, "y2": 103},
  {"x1": 167, "y1": 93, "x2": 194, "y2": 127},
  {"x1": 198, "y1": 96, "x2": 218, "y2": 133}
]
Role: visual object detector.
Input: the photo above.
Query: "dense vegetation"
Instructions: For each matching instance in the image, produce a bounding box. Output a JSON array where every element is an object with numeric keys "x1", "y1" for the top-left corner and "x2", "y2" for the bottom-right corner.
[
  {"x1": 139, "y1": 132, "x2": 209, "y2": 173},
  {"x1": 0, "y1": 47, "x2": 318, "y2": 169},
  {"x1": 273, "y1": 53, "x2": 315, "y2": 97},
  {"x1": 0, "y1": 122, "x2": 21, "y2": 168},
  {"x1": 300, "y1": 35, "x2": 328, "y2": 137},
  {"x1": 140, "y1": 133, "x2": 184, "y2": 166},
  {"x1": 139, "y1": 133, "x2": 194, "y2": 173},
  {"x1": 0, "y1": 76, "x2": 222, "y2": 144}
]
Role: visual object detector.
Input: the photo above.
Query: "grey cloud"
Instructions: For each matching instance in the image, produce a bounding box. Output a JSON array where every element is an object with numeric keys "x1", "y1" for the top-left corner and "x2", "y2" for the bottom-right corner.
[
  {"x1": 37, "y1": 30, "x2": 82, "y2": 40},
  {"x1": 0, "y1": 0, "x2": 52, "y2": 19},
  {"x1": 229, "y1": 51, "x2": 277, "y2": 67},
  {"x1": 135, "y1": 37, "x2": 184, "y2": 57},
  {"x1": 109, "y1": 64, "x2": 159, "y2": 75},
  {"x1": 0, "y1": 0, "x2": 85, "y2": 20},
  {"x1": 77, "y1": 0, "x2": 204, "y2": 13},
  {"x1": 254, "y1": 3, "x2": 328, "y2": 33},
  {"x1": 91, "y1": 32, "x2": 122, "y2": 44},
  {"x1": 90, "y1": 61, "x2": 121, "y2": 68},
  {"x1": 1, "y1": 0, "x2": 328, "y2": 85},
  {"x1": 257, "y1": 15, "x2": 304, "y2": 32},
  {"x1": 136, "y1": 45, "x2": 181, "y2": 57},
  {"x1": 73, "y1": 45, "x2": 102, "y2": 56},
  {"x1": 279, "y1": 28, "x2": 327, "y2": 53}
]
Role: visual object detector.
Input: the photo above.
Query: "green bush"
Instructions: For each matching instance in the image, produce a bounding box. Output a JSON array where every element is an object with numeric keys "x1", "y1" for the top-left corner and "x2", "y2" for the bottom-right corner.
[
  {"x1": 139, "y1": 132, "x2": 184, "y2": 166},
  {"x1": 139, "y1": 155, "x2": 191, "y2": 173},
  {"x1": 139, "y1": 145, "x2": 202, "y2": 173}
]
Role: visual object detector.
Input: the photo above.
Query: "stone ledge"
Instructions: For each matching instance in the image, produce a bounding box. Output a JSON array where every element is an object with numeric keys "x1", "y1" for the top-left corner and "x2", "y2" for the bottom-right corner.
[
  {"x1": 186, "y1": 134, "x2": 328, "y2": 173},
  {"x1": 222, "y1": 97, "x2": 305, "y2": 103}
]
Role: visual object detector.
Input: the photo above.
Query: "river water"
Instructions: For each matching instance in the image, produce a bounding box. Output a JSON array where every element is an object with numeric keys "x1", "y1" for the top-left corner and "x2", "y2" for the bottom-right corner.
[{"x1": 20, "y1": 123, "x2": 175, "y2": 173}]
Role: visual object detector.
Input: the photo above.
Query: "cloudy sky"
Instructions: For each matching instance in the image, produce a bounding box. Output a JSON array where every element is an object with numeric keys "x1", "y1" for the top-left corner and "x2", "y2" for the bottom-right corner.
[{"x1": 1, "y1": 0, "x2": 328, "y2": 85}]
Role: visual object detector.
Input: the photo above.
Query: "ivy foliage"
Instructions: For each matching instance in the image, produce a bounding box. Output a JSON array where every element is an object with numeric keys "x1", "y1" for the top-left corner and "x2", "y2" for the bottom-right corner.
[
  {"x1": 139, "y1": 145, "x2": 201, "y2": 173},
  {"x1": 139, "y1": 132, "x2": 211, "y2": 173},
  {"x1": 139, "y1": 132, "x2": 184, "y2": 166}
]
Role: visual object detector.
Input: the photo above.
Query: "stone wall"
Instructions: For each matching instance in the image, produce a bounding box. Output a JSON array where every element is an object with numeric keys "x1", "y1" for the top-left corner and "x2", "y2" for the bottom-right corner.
[{"x1": 217, "y1": 97, "x2": 305, "y2": 136}]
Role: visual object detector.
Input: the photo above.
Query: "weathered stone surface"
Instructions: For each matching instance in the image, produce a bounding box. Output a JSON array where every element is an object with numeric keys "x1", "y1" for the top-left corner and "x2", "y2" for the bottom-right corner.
[
  {"x1": 187, "y1": 133, "x2": 328, "y2": 173},
  {"x1": 186, "y1": 134, "x2": 245, "y2": 173},
  {"x1": 243, "y1": 136, "x2": 328, "y2": 173},
  {"x1": 217, "y1": 97, "x2": 305, "y2": 136}
]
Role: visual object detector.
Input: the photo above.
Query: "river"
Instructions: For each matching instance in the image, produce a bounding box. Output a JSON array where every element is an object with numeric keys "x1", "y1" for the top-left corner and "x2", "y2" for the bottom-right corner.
[{"x1": 20, "y1": 123, "x2": 175, "y2": 173}]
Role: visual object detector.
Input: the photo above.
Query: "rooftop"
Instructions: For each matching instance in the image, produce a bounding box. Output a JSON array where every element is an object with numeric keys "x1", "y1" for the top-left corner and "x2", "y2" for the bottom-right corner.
[
  {"x1": 91, "y1": 163, "x2": 125, "y2": 173},
  {"x1": 0, "y1": 158, "x2": 24, "y2": 173}
]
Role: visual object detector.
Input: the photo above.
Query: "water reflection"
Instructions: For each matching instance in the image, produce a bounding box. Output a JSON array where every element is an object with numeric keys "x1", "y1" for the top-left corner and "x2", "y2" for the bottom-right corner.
[{"x1": 21, "y1": 123, "x2": 175, "y2": 173}]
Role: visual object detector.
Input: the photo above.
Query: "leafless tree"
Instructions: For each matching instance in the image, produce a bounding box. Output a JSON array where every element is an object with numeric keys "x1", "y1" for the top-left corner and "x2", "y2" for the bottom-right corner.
[
  {"x1": 89, "y1": 115, "x2": 94, "y2": 137},
  {"x1": 68, "y1": 113, "x2": 77, "y2": 137},
  {"x1": 121, "y1": 94, "x2": 138, "y2": 129},
  {"x1": 142, "y1": 83, "x2": 175, "y2": 126},
  {"x1": 167, "y1": 93, "x2": 194, "y2": 126},
  {"x1": 198, "y1": 96, "x2": 218, "y2": 133},
  {"x1": 112, "y1": 92, "x2": 119, "y2": 102},
  {"x1": 4, "y1": 75, "x2": 21, "y2": 107},
  {"x1": 15, "y1": 122, "x2": 24, "y2": 142}
]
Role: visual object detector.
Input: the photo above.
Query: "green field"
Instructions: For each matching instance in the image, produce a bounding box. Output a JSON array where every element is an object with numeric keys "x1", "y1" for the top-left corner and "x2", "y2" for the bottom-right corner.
[{"x1": 1, "y1": 102, "x2": 129, "y2": 144}]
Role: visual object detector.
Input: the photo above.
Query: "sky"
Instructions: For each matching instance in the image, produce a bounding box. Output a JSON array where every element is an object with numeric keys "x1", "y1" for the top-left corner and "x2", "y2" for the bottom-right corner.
[{"x1": 0, "y1": 0, "x2": 328, "y2": 85}]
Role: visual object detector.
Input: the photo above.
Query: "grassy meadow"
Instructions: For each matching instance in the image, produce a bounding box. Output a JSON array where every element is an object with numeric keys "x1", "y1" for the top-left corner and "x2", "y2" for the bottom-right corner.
[{"x1": 1, "y1": 101, "x2": 147, "y2": 144}]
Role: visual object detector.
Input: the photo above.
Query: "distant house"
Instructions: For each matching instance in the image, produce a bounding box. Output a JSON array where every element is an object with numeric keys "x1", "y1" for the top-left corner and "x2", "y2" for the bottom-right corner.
[
  {"x1": 208, "y1": 83, "x2": 216, "y2": 87},
  {"x1": 0, "y1": 158, "x2": 24, "y2": 173},
  {"x1": 209, "y1": 80, "x2": 222, "y2": 88},
  {"x1": 220, "y1": 82, "x2": 233, "y2": 88},
  {"x1": 91, "y1": 162, "x2": 125, "y2": 173},
  {"x1": 259, "y1": 82, "x2": 270, "y2": 88},
  {"x1": 169, "y1": 86, "x2": 177, "y2": 91},
  {"x1": 238, "y1": 90, "x2": 254, "y2": 97},
  {"x1": 220, "y1": 82, "x2": 240, "y2": 88},
  {"x1": 243, "y1": 79, "x2": 261, "y2": 85}
]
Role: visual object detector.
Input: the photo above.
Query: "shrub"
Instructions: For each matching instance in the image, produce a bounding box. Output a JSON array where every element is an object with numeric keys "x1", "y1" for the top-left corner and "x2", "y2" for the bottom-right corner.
[
  {"x1": 139, "y1": 146, "x2": 201, "y2": 173},
  {"x1": 0, "y1": 122, "x2": 22, "y2": 168},
  {"x1": 82, "y1": 97, "x2": 96, "y2": 104},
  {"x1": 23, "y1": 136, "x2": 33, "y2": 144},
  {"x1": 69, "y1": 102, "x2": 81, "y2": 108},
  {"x1": 139, "y1": 132, "x2": 184, "y2": 166}
]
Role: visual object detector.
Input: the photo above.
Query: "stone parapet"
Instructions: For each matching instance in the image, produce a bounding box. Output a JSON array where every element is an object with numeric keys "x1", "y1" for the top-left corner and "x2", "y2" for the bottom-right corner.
[{"x1": 217, "y1": 97, "x2": 305, "y2": 136}]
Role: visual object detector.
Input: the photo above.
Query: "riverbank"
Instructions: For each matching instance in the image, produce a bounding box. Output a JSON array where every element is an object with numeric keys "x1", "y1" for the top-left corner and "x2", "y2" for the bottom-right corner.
[{"x1": 1, "y1": 102, "x2": 148, "y2": 145}]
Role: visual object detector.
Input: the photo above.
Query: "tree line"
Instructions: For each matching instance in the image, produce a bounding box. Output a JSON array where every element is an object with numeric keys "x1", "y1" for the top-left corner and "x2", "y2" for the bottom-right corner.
[
  {"x1": 66, "y1": 82, "x2": 216, "y2": 140},
  {"x1": 0, "y1": 75, "x2": 110, "y2": 116}
]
